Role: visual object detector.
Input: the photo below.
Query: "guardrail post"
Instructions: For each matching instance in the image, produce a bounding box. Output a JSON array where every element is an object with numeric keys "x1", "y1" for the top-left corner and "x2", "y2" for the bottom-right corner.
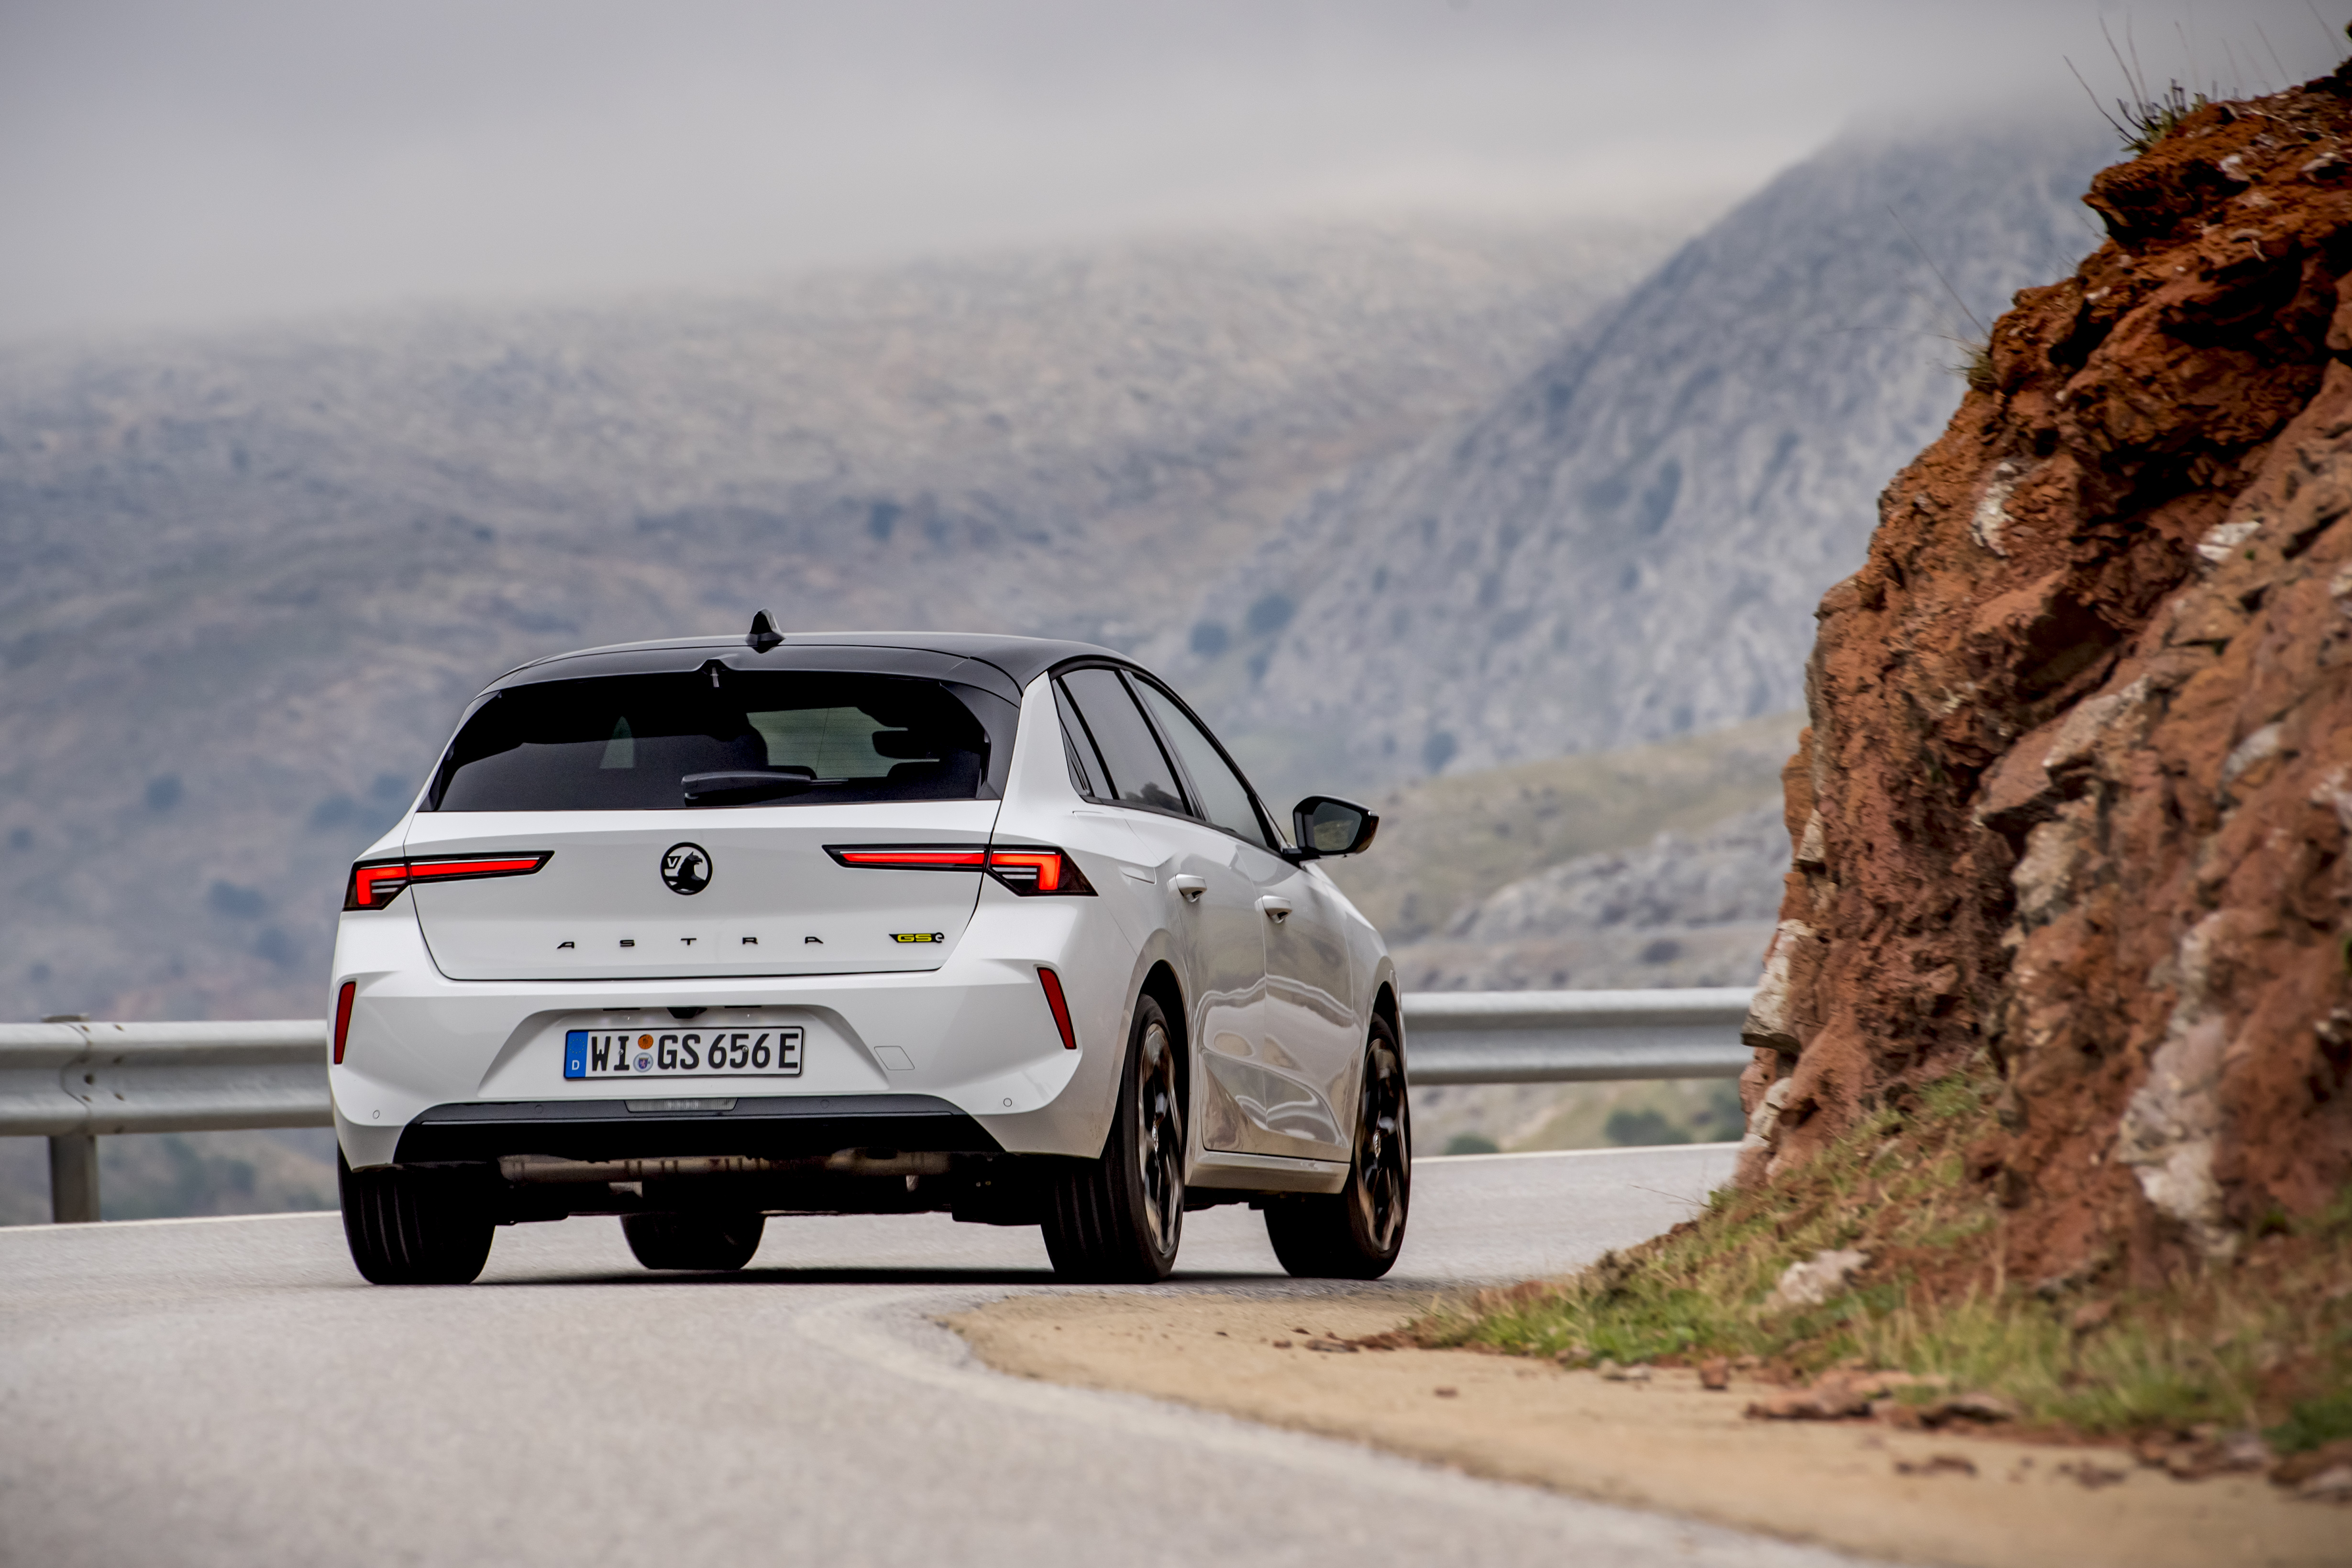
[{"x1": 48, "y1": 1132, "x2": 99, "y2": 1224}]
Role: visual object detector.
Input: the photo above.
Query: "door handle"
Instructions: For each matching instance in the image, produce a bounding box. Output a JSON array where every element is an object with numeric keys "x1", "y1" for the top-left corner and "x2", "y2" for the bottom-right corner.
[
  {"x1": 1170, "y1": 874, "x2": 1207, "y2": 904},
  {"x1": 1257, "y1": 896, "x2": 1292, "y2": 923}
]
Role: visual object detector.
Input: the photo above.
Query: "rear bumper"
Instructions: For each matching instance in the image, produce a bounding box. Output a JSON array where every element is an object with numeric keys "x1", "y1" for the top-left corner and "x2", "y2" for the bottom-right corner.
[
  {"x1": 329, "y1": 892, "x2": 1137, "y2": 1168},
  {"x1": 393, "y1": 1093, "x2": 1000, "y2": 1164}
]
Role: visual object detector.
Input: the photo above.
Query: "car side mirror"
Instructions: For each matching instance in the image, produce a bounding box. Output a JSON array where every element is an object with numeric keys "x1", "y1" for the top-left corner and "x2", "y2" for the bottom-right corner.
[{"x1": 1286, "y1": 795, "x2": 1378, "y2": 861}]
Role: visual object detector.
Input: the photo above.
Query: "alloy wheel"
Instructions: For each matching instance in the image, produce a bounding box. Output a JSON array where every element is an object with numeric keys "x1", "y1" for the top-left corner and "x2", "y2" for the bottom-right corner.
[
  {"x1": 1134, "y1": 1018, "x2": 1183, "y2": 1255},
  {"x1": 1349, "y1": 1037, "x2": 1409, "y2": 1255}
]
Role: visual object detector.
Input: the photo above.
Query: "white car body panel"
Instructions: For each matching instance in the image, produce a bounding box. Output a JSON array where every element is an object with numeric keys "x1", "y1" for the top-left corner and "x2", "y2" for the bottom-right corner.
[{"x1": 406, "y1": 801, "x2": 999, "y2": 980}]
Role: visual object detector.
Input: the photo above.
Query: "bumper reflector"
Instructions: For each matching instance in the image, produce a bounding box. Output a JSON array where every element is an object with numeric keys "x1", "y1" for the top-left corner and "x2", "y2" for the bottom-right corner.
[
  {"x1": 1038, "y1": 967, "x2": 1077, "y2": 1050},
  {"x1": 332, "y1": 980, "x2": 356, "y2": 1065}
]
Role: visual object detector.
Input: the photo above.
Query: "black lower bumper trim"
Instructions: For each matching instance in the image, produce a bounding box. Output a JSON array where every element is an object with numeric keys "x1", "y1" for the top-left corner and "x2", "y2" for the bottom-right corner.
[{"x1": 393, "y1": 1093, "x2": 1002, "y2": 1164}]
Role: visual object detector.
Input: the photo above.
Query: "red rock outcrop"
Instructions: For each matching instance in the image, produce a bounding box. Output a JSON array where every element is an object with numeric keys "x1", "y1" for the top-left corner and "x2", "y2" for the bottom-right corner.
[{"x1": 1739, "y1": 72, "x2": 2352, "y2": 1285}]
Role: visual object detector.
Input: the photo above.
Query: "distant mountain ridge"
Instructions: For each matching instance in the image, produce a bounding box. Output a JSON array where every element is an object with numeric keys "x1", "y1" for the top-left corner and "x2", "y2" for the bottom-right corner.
[
  {"x1": 0, "y1": 112, "x2": 2125, "y2": 1027},
  {"x1": 0, "y1": 219, "x2": 1681, "y2": 1022},
  {"x1": 1168, "y1": 114, "x2": 2117, "y2": 788}
]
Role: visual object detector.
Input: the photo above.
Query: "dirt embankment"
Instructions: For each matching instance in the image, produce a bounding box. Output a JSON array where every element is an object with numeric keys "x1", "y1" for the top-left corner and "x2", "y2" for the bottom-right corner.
[
  {"x1": 1739, "y1": 71, "x2": 2352, "y2": 1288},
  {"x1": 950, "y1": 1292, "x2": 2343, "y2": 1568}
]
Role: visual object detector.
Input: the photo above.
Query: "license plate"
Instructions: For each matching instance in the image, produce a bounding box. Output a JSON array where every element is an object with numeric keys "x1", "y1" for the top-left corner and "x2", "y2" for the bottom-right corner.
[{"x1": 564, "y1": 1027, "x2": 804, "y2": 1080}]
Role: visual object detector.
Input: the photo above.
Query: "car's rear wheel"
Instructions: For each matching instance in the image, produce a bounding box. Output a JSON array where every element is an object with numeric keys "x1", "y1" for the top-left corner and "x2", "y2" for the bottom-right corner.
[
  {"x1": 621, "y1": 1211, "x2": 765, "y2": 1270},
  {"x1": 1265, "y1": 1016, "x2": 1410, "y2": 1279},
  {"x1": 339, "y1": 1151, "x2": 496, "y2": 1285},
  {"x1": 1043, "y1": 993, "x2": 1184, "y2": 1282}
]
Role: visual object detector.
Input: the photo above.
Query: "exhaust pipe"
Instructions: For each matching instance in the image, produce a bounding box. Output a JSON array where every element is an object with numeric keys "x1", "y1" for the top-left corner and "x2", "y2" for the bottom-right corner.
[
  {"x1": 821, "y1": 1148, "x2": 952, "y2": 1177},
  {"x1": 497, "y1": 1148, "x2": 954, "y2": 1184},
  {"x1": 499, "y1": 1154, "x2": 793, "y2": 1184}
]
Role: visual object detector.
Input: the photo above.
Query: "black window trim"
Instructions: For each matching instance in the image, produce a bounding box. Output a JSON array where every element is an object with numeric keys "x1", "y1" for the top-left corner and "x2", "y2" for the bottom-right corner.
[
  {"x1": 1049, "y1": 663, "x2": 1196, "y2": 828},
  {"x1": 1051, "y1": 677, "x2": 1112, "y2": 804},
  {"x1": 1049, "y1": 658, "x2": 1287, "y2": 854}
]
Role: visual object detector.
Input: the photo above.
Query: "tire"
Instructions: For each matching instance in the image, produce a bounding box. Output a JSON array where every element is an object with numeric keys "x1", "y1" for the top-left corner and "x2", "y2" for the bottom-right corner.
[
  {"x1": 621, "y1": 1211, "x2": 766, "y2": 1271},
  {"x1": 1265, "y1": 1015, "x2": 1411, "y2": 1280},
  {"x1": 339, "y1": 1151, "x2": 496, "y2": 1285},
  {"x1": 1042, "y1": 992, "x2": 1184, "y2": 1282}
]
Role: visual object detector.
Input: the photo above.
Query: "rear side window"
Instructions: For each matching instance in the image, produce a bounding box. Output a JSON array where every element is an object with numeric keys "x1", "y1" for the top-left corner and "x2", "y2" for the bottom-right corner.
[
  {"x1": 1132, "y1": 682, "x2": 1275, "y2": 850},
  {"x1": 429, "y1": 671, "x2": 1005, "y2": 811},
  {"x1": 1053, "y1": 682, "x2": 1106, "y2": 798},
  {"x1": 1057, "y1": 668, "x2": 1188, "y2": 816}
]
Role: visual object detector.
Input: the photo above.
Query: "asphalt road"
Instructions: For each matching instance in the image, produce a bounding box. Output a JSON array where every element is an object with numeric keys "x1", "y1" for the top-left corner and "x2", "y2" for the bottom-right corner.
[{"x1": 0, "y1": 1144, "x2": 1871, "y2": 1568}]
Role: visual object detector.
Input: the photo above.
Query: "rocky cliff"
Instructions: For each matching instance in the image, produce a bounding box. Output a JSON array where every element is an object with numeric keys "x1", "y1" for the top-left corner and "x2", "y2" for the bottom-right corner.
[{"x1": 1741, "y1": 72, "x2": 2352, "y2": 1286}]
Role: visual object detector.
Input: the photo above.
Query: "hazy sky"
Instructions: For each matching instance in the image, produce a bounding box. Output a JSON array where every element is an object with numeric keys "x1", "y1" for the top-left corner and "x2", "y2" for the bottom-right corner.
[{"x1": 0, "y1": 0, "x2": 2339, "y2": 340}]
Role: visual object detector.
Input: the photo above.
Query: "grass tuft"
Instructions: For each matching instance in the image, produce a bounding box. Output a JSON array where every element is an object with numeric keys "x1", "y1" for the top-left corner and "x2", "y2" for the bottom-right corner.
[
  {"x1": 1959, "y1": 342, "x2": 1998, "y2": 395},
  {"x1": 2108, "y1": 79, "x2": 2213, "y2": 155},
  {"x1": 2065, "y1": 21, "x2": 2219, "y2": 157},
  {"x1": 2268, "y1": 1391, "x2": 2352, "y2": 1455}
]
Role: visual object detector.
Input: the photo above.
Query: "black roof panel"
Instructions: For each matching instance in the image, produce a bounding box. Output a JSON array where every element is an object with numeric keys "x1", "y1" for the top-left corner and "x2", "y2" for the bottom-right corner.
[{"x1": 486, "y1": 631, "x2": 1130, "y2": 701}]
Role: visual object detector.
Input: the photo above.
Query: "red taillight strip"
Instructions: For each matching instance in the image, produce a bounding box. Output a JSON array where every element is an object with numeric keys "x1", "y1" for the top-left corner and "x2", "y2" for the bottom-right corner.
[
  {"x1": 332, "y1": 980, "x2": 356, "y2": 1065},
  {"x1": 407, "y1": 855, "x2": 549, "y2": 881},
  {"x1": 823, "y1": 843, "x2": 1096, "y2": 896},
  {"x1": 1038, "y1": 968, "x2": 1077, "y2": 1050},
  {"x1": 827, "y1": 847, "x2": 988, "y2": 869},
  {"x1": 344, "y1": 851, "x2": 552, "y2": 910}
]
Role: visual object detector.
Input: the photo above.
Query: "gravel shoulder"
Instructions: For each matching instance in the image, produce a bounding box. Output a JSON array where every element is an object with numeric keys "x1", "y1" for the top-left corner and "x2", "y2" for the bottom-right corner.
[{"x1": 947, "y1": 1291, "x2": 2341, "y2": 1568}]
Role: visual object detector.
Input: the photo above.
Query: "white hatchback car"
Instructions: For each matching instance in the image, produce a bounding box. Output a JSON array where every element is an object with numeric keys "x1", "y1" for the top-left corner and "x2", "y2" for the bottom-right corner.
[{"x1": 329, "y1": 617, "x2": 1408, "y2": 1284}]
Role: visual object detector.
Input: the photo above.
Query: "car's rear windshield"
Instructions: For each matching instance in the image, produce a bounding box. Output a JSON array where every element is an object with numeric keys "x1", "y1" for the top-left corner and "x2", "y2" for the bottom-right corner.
[{"x1": 427, "y1": 671, "x2": 1007, "y2": 811}]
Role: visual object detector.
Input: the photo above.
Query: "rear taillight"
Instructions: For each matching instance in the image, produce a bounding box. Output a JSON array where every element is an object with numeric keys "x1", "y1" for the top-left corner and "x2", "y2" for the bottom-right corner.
[
  {"x1": 332, "y1": 980, "x2": 356, "y2": 1065},
  {"x1": 824, "y1": 844, "x2": 1096, "y2": 896},
  {"x1": 1038, "y1": 967, "x2": 1077, "y2": 1050},
  {"x1": 982, "y1": 849, "x2": 1094, "y2": 895},
  {"x1": 344, "y1": 851, "x2": 552, "y2": 910},
  {"x1": 346, "y1": 861, "x2": 410, "y2": 909}
]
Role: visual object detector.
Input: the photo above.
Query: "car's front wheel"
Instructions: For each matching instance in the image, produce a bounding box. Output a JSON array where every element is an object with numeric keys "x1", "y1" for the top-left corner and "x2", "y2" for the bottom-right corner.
[
  {"x1": 339, "y1": 1152, "x2": 496, "y2": 1285},
  {"x1": 621, "y1": 1211, "x2": 765, "y2": 1270},
  {"x1": 1265, "y1": 1015, "x2": 1410, "y2": 1279},
  {"x1": 1043, "y1": 992, "x2": 1184, "y2": 1282}
]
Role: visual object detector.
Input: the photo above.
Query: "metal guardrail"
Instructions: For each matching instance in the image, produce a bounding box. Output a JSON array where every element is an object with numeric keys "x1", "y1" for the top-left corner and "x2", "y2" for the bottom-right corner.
[
  {"x1": 1400, "y1": 987, "x2": 1756, "y2": 1085},
  {"x1": 0, "y1": 1020, "x2": 334, "y2": 1137},
  {"x1": 3, "y1": 987, "x2": 1754, "y2": 1223}
]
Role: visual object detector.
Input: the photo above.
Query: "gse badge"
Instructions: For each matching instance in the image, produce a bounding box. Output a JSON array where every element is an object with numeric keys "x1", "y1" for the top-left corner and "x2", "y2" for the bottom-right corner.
[
  {"x1": 892, "y1": 932, "x2": 946, "y2": 944},
  {"x1": 661, "y1": 842, "x2": 711, "y2": 895}
]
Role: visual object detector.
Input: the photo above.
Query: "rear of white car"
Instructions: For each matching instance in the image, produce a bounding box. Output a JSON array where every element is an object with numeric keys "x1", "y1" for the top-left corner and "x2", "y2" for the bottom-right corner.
[{"x1": 328, "y1": 627, "x2": 1405, "y2": 1284}]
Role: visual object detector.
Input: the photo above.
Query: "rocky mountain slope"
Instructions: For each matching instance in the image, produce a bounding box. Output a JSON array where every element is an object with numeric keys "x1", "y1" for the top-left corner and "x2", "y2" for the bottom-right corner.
[
  {"x1": 1324, "y1": 716, "x2": 1790, "y2": 1162},
  {"x1": 1401, "y1": 801, "x2": 1787, "y2": 994},
  {"x1": 1396, "y1": 796, "x2": 1786, "y2": 1162},
  {"x1": 1319, "y1": 711, "x2": 1796, "y2": 945},
  {"x1": 1169, "y1": 114, "x2": 2115, "y2": 790},
  {"x1": 0, "y1": 219, "x2": 1682, "y2": 1023},
  {"x1": 1740, "y1": 72, "x2": 2352, "y2": 1285}
]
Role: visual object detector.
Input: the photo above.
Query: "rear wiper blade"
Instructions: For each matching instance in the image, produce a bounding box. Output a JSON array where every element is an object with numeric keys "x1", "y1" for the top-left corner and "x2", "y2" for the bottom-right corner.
[{"x1": 681, "y1": 769, "x2": 820, "y2": 805}]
